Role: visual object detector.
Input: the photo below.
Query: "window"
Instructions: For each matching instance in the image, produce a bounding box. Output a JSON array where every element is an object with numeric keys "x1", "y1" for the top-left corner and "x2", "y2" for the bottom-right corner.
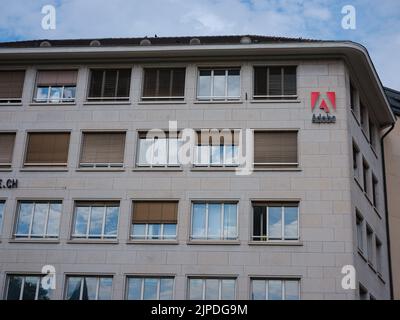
[
  {"x1": 369, "y1": 119, "x2": 377, "y2": 149},
  {"x1": 72, "y1": 202, "x2": 119, "y2": 239},
  {"x1": 6, "y1": 275, "x2": 53, "y2": 300},
  {"x1": 376, "y1": 237, "x2": 383, "y2": 275},
  {"x1": 251, "y1": 279, "x2": 300, "y2": 300},
  {"x1": 372, "y1": 174, "x2": 379, "y2": 208},
  {"x1": 197, "y1": 68, "x2": 240, "y2": 101},
  {"x1": 136, "y1": 131, "x2": 182, "y2": 167},
  {"x1": 360, "y1": 102, "x2": 369, "y2": 135},
  {"x1": 252, "y1": 202, "x2": 299, "y2": 241},
  {"x1": 24, "y1": 132, "x2": 70, "y2": 167},
  {"x1": 253, "y1": 66, "x2": 297, "y2": 100},
  {"x1": 350, "y1": 82, "x2": 356, "y2": 112},
  {"x1": 88, "y1": 69, "x2": 131, "y2": 101},
  {"x1": 142, "y1": 68, "x2": 185, "y2": 101},
  {"x1": 65, "y1": 276, "x2": 112, "y2": 300},
  {"x1": 126, "y1": 277, "x2": 174, "y2": 300},
  {"x1": 0, "y1": 132, "x2": 16, "y2": 168},
  {"x1": 366, "y1": 225, "x2": 374, "y2": 265},
  {"x1": 0, "y1": 201, "x2": 4, "y2": 234},
  {"x1": 0, "y1": 70, "x2": 25, "y2": 103},
  {"x1": 356, "y1": 211, "x2": 364, "y2": 253},
  {"x1": 188, "y1": 278, "x2": 236, "y2": 300},
  {"x1": 80, "y1": 132, "x2": 126, "y2": 168},
  {"x1": 34, "y1": 70, "x2": 77, "y2": 103},
  {"x1": 131, "y1": 201, "x2": 178, "y2": 240},
  {"x1": 359, "y1": 284, "x2": 368, "y2": 300},
  {"x1": 254, "y1": 131, "x2": 298, "y2": 168},
  {"x1": 352, "y1": 142, "x2": 360, "y2": 179},
  {"x1": 191, "y1": 202, "x2": 238, "y2": 240},
  {"x1": 15, "y1": 201, "x2": 62, "y2": 239},
  {"x1": 362, "y1": 159, "x2": 370, "y2": 194},
  {"x1": 195, "y1": 130, "x2": 239, "y2": 167}
]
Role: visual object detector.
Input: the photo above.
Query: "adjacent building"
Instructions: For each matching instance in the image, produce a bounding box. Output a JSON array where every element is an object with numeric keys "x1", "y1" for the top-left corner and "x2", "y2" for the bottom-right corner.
[{"x1": 0, "y1": 35, "x2": 395, "y2": 300}]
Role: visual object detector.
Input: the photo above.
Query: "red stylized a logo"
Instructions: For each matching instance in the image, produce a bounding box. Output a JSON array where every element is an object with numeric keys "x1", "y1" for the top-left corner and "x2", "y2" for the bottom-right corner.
[{"x1": 311, "y1": 92, "x2": 336, "y2": 113}]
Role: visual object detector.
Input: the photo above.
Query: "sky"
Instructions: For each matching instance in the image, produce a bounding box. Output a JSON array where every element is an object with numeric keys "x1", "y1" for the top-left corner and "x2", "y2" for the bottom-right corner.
[{"x1": 0, "y1": 0, "x2": 399, "y2": 89}]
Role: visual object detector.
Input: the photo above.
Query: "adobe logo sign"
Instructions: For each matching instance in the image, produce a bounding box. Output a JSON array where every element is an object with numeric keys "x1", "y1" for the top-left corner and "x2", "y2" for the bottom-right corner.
[{"x1": 311, "y1": 91, "x2": 337, "y2": 124}]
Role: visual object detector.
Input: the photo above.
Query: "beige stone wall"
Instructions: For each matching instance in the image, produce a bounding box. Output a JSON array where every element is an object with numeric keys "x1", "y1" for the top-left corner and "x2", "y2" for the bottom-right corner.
[{"x1": 385, "y1": 121, "x2": 400, "y2": 299}]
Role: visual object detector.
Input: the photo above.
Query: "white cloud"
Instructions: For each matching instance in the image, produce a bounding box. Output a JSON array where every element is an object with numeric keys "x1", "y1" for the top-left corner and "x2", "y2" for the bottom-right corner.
[{"x1": 0, "y1": 0, "x2": 398, "y2": 88}]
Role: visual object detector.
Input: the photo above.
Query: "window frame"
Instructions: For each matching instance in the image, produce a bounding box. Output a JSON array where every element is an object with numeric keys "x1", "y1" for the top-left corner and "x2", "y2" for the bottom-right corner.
[
  {"x1": 251, "y1": 202, "x2": 300, "y2": 242},
  {"x1": 64, "y1": 275, "x2": 113, "y2": 300},
  {"x1": 71, "y1": 202, "x2": 120, "y2": 240},
  {"x1": 125, "y1": 276, "x2": 175, "y2": 300},
  {"x1": 196, "y1": 68, "x2": 241, "y2": 101},
  {"x1": 187, "y1": 277, "x2": 237, "y2": 300},
  {"x1": 5, "y1": 274, "x2": 53, "y2": 300},
  {"x1": 33, "y1": 85, "x2": 76, "y2": 104},
  {"x1": 250, "y1": 278, "x2": 300, "y2": 300},
  {"x1": 252, "y1": 65, "x2": 298, "y2": 100},
  {"x1": 141, "y1": 67, "x2": 186, "y2": 101},
  {"x1": 356, "y1": 210, "x2": 365, "y2": 254},
  {"x1": 86, "y1": 68, "x2": 131, "y2": 102},
  {"x1": 0, "y1": 132, "x2": 16, "y2": 168},
  {"x1": 79, "y1": 131, "x2": 126, "y2": 169},
  {"x1": 190, "y1": 201, "x2": 239, "y2": 241},
  {"x1": 352, "y1": 141, "x2": 360, "y2": 180},
  {"x1": 136, "y1": 132, "x2": 182, "y2": 168},
  {"x1": 14, "y1": 200, "x2": 62, "y2": 239},
  {"x1": 366, "y1": 224, "x2": 374, "y2": 265},
  {"x1": 0, "y1": 69, "x2": 26, "y2": 104},
  {"x1": 0, "y1": 200, "x2": 4, "y2": 235}
]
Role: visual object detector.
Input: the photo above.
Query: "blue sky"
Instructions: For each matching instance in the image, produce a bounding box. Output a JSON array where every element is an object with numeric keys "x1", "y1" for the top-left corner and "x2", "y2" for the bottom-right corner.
[{"x1": 0, "y1": 0, "x2": 399, "y2": 88}]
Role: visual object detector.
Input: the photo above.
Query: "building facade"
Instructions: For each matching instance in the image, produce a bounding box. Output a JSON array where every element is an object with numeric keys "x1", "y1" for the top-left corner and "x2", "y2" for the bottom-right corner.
[
  {"x1": 0, "y1": 36, "x2": 395, "y2": 300},
  {"x1": 384, "y1": 87, "x2": 400, "y2": 299}
]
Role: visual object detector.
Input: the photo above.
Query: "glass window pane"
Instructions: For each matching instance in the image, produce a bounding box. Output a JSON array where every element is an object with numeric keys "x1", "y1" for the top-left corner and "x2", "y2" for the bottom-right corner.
[
  {"x1": 47, "y1": 203, "x2": 61, "y2": 236},
  {"x1": 197, "y1": 145, "x2": 210, "y2": 165},
  {"x1": 205, "y1": 279, "x2": 219, "y2": 300},
  {"x1": 208, "y1": 204, "x2": 222, "y2": 239},
  {"x1": 284, "y1": 207, "x2": 298, "y2": 239},
  {"x1": 221, "y1": 279, "x2": 235, "y2": 300},
  {"x1": 225, "y1": 145, "x2": 238, "y2": 165},
  {"x1": 213, "y1": 70, "x2": 226, "y2": 98},
  {"x1": 127, "y1": 278, "x2": 142, "y2": 300},
  {"x1": 7, "y1": 276, "x2": 22, "y2": 300},
  {"x1": 168, "y1": 139, "x2": 179, "y2": 165},
  {"x1": 268, "y1": 207, "x2": 282, "y2": 239},
  {"x1": 98, "y1": 278, "x2": 113, "y2": 300},
  {"x1": 192, "y1": 204, "x2": 206, "y2": 239},
  {"x1": 211, "y1": 145, "x2": 222, "y2": 165},
  {"x1": 37, "y1": 282, "x2": 52, "y2": 300},
  {"x1": 268, "y1": 280, "x2": 283, "y2": 300},
  {"x1": 138, "y1": 138, "x2": 153, "y2": 166},
  {"x1": 223, "y1": 204, "x2": 237, "y2": 239},
  {"x1": 63, "y1": 86, "x2": 76, "y2": 100},
  {"x1": 36, "y1": 87, "x2": 49, "y2": 101},
  {"x1": 198, "y1": 70, "x2": 211, "y2": 98},
  {"x1": 143, "y1": 278, "x2": 158, "y2": 300},
  {"x1": 132, "y1": 224, "x2": 146, "y2": 239},
  {"x1": 227, "y1": 70, "x2": 240, "y2": 97},
  {"x1": 89, "y1": 207, "x2": 104, "y2": 237},
  {"x1": 83, "y1": 277, "x2": 98, "y2": 300},
  {"x1": 74, "y1": 206, "x2": 89, "y2": 236},
  {"x1": 189, "y1": 279, "x2": 203, "y2": 300},
  {"x1": 283, "y1": 67, "x2": 297, "y2": 96},
  {"x1": 16, "y1": 203, "x2": 33, "y2": 236},
  {"x1": 148, "y1": 224, "x2": 161, "y2": 239},
  {"x1": 22, "y1": 276, "x2": 38, "y2": 300},
  {"x1": 269, "y1": 67, "x2": 282, "y2": 96},
  {"x1": 66, "y1": 277, "x2": 82, "y2": 300},
  {"x1": 153, "y1": 138, "x2": 167, "y2": 165},
  {"x1": 253, "y1": 206, "x2": 266, "y2": 240},
  {"x1": 104, "y1": 206, "x2": 119, "y2": 236},
  {"x1": 251, "y1": 280, "x2": 265, "y2": 300},
  {"x1": 285, "y1": 281, "x2": 299, "y2": 300},
  {"x1": 49, "y1": 87, "x2": 62, "y2": 102},
  {"x1": 160, "y1": 278, "x2": 174, "y2": 300},
  {"x1": 163, "y1": 224, "x2": 177, "y2": 239},
  {"x1": 31, "y1": 203, "x2": 48, "y2": 236}
]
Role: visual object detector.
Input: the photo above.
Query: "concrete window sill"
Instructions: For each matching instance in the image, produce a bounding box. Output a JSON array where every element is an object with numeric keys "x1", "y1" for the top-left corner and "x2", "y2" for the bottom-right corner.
[
  {"x1": 66, "y1": 239, "x2": 119, "y2": 244},
  {"x1": 248, "y1": 241, "x2": 303, "y2": 246},
  {"x1": 127, "y1": 240, "x2": 179, "y2": 245},
  {"x1": 187, "y1": 240, "x2": 240, "y2": 245},
  {"x1": 9, "y1": 239, "x2": 60, "y2": 244}
]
